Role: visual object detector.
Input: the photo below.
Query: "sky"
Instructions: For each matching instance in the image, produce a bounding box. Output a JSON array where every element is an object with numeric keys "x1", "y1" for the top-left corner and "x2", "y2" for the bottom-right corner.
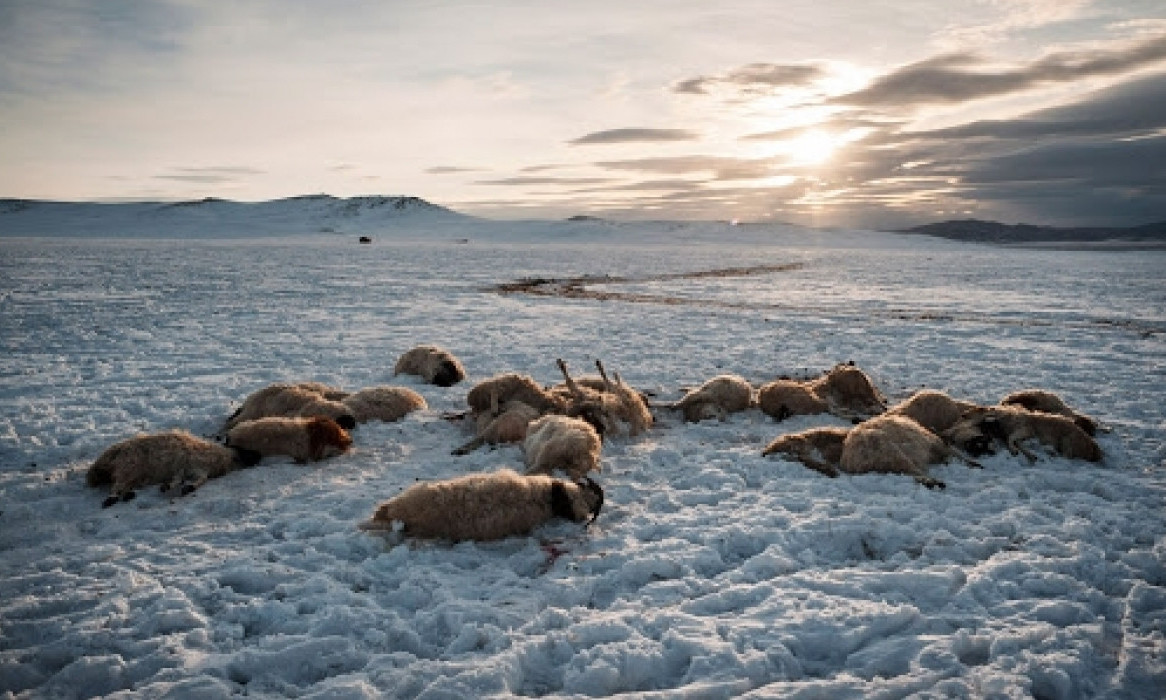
[{"x1": 1, "y1": 0, "x2": 1165, "y2": 228}]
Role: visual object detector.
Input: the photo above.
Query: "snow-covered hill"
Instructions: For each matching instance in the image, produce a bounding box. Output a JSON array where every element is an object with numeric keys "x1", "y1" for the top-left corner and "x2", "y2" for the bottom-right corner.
[{"x1": 0, "y1": 195, "x2": 470, "y2": 238}]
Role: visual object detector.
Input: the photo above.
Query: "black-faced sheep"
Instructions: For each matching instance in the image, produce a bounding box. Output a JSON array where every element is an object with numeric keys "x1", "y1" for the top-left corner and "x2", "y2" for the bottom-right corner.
[
  {"x1": 761, "y1": 426, "x2": 850, "y2": 478},
  {"x1": 886, "y1": 389, "x2": 982, "y2": 436},
  {"x1": 839, "y1": 414, "x2": 975, "y2": 489},
  {"x1": 393, "y1": 344, "x2": 467, "y2": 387},
  {"x1": 225, "y1": 416, "x2": 353, "y2": 464},
  {"x1": 87, "y1": 431, "x2": 262, "y2": 508},
  {"x1": 670, "y1": 374, "x2": 754, "y2": 422},
  {"x1": 943, "y1": 405, "x2": 1102, "y2": 463},
  {"x1": 523, "y1": 414, "x2": 603, "y2": 480},
  {"x1": 466, "y1": 372, "x2": 565, "y2": 416},
  {"x1": 341, "y1": 385, "x2": 427, "y2": 424},
  {"x1": 358, "y1": 468, "x2": 604, "y2": 542},
  {"x1": 758, "y1": 363, "x2": 886, "y2": 423},
  {"x1": 999, "y1": 389, "x2": 1099, "y2": 436},
  {"x1": 225, "y1": 382, "x2": 356, "y2": 431}
]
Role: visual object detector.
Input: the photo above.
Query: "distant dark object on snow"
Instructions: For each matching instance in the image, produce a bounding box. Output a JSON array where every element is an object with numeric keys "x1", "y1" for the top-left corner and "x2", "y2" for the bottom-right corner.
[
  {"x1": 358, "y1": 236, "x2": 372, "y2": 244},
  {"x1": 895, "y1": 218, "x2": 1166, "y2": 244}
]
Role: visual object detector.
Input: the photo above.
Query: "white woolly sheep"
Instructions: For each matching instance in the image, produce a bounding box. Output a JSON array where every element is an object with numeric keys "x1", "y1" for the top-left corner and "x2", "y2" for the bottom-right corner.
[
  {"x1": 393, "y1": 344, "x2": 467, "y2": 387},
  {"x1": 840, "y1": 414, "x2": 979, "y2": 489},
  {"x1": 523, "y1": 414, "x2": 603, "y2": 480},
  {"x1": 466, "y1": 372, "x2": 565, "y2": 416},
  {"x1": 88, "y1": 430, "x2": 262, "y2": 508},
  {"x1": 226, "y1": 415, "x2": 353, "y2": 464},
  {"x1": 225, "y1": 382, "x2": 356, "y2": 431},
  {"x1": 886, "y1": 389, "x2": 982, "y2": 435},
  {"x1": 761, "y1": 426, "x2": 850, "y2": 478},
  {"x1": 670, "y1": 374, "x2": 754, "y2": 422},
  {"x1": 758, "y1": 363, "x2": 886, "y2": 422},
  {"x1": 999, "y1": 389, "x2": 1099, "y2": 436},
  {"x1": 358, "y1": 468, "x2": 604, "y2": 541},
  {"x1": 341, "y1": 385, "x2": 427, "y2": 423},
  {"x1": 554, "y1": 359, "x2": 653, "y2": 437},
  {"x1": 943, "y1": 405, "x2": 1102, "y2": 463},
  {"x1": 453, "y1": 386, "x2": 542, "y2": 455}
]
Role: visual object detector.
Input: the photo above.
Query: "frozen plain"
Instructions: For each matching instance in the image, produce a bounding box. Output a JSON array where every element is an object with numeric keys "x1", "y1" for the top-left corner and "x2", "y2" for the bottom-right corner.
[{"x1": 1, "y1": 209, "x2": 1164, "y2": 698}]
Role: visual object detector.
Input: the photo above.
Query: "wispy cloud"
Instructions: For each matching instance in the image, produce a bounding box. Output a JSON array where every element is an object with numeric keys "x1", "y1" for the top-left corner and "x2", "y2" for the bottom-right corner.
[
  {"x1": 595, "y1": 156, "x2": 776, "y2": 181},
  {"x1": 473, "y1": 175, "x2": 615, "y2": 186},
  {"x1": 568, "y1": 128, "x2": 700, "y2": 145},
  {"x1": 672, "y1": 62, "x2": 828, "y2": 95},
  {"x1": 154, "y1": 166, "x2": 264, "y2": 184},
  {"x1": 837, "y1": 34, "x2": 1166, "y2": 108},
  {"x1": 426, "y1": 166, "x2": 485, "y2": 175}
]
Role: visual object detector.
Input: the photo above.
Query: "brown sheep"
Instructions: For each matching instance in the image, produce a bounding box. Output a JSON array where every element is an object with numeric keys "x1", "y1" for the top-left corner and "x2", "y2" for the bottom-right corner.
[
  {"x1": 342, "y1": 385, "x2": 427, "y2": 423},
  {"x1": 453, "y1": 387, "x2": 542, "y2": 455},
  {"x1": 225, "y1": 382, "x2": 356, "y2": 431},
  {"x1": 758, "y1": 363, "x2": 886, "y2": 422},
  {"x1": 466, "y1": 373, "x2": 565, "y2": 416},
  {"x1": 554, "y1": 359, "x2": 653, "y2": 437},
  {"x1": 670, "y1": 374, "x2": 754, "y2": 422},
  {"x1": 393, "y1": 344, "x2": 467, "y2": 387},
  {"x1": 358, "y1": 468, "x2": 604, "y2": 542},
  {"x1": 839, "y1": 415, "x2": 975, "y2": 489},
  {"x1": 886, "y1": 389, "x2": 981, "y2": 435},
  {"x1": 523, "y1": 414, "x2": 603, "y2": 480},
  {"x1": 943, "y1": 405, "x2": 1102, "y2": 463},
  {"x1": 226, "y1": 416, "x2": 353, "y2": 464},
  {"x1": 1000, "y1": 389, "x2": 1099, "y2": 436},
  {"x1": 761, "y1": 426, "x2": 850, "y2": 478},
  {"x1": 87, "y1": 431, "x2": 262, "y2": 508}
]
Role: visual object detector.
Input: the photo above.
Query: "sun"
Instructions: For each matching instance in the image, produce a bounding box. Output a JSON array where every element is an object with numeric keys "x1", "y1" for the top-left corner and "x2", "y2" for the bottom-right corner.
[{"x1": 784, "y1": 129, "x2": 838, "y2": 166}]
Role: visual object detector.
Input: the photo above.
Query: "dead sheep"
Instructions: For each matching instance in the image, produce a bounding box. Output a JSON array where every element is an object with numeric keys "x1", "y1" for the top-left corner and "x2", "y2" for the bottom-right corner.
[
  {"x1": 341, "y1": 385, "x2": 427, "y2": 423},
  {"x1": 670, "y1": 374, "x2": 754, "y2": 422},
  {"x1": 358, "y1": 468, "x2": 604, "y2": 542},
  {"x1": 523, "y1": 414, "x2": 603, "y2": 480},
  {"x1": 554, "y1": 359, "x2": 653, "y2": 437},
  {"x1": 225, "y1": 382, "x2": 356, "y2": 431},
  {"x1": 226, "y1": 416, "x2": 353, "y2": 464},
  {"x1": 839, "y1": 415, "x2": 977, "y2": 489},
  {"x1": 453, "y1": 386, "x2": 542, "y2": 455},
  {"x1": 87, "y1": 430, "x2": 262, "y2": 508},
  {"x1": 886, "y1": 389, "x2": 982, "y2": 436},
  {"x1": 758, "y1": 363, "x2": 886, "y2": 422},
  {"x1": 943, "y1": 405, "x2": 1102, "y2": 463},
  {"x1": 761, "y1": 426, "x2": 850, "y2": 478},
  {"x1": 393, "y1": 344, "x2": 467, "y2": 387},
  {"x1": 466, "y1": 373, "x2": 565, "y2": 416},
  {"x1": 999, "y1": 389, "x2": 1099, "y2": 436}
]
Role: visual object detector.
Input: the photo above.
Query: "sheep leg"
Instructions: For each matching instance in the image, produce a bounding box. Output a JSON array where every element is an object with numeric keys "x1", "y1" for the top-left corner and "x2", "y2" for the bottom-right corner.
[
  {"x1": 914, "y1": 474, "x2": 947, "y2": 489},
  {"x1": 946, "y1": 445, "x2": 984, "y2": 469},
  {"x1": 556, "y1": 359, "x2": 584, "y2": 399},
  {"x1": 1011, "y1": 438, "x2": 1039, "y2": 463},
  {"x1": 595, "y1": 360, "x2": 615, "y2": 392},
  {"x1": 798, "y1": 453, "x2": 841, "y2": 478},
  {"x1": 452, "y1": 435, "x2": 487, "y2": 456}
]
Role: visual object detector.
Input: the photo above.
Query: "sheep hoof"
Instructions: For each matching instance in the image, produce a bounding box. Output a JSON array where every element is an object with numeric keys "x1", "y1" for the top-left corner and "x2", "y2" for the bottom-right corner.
[
  {"x1": 917, "y1": 477, "x2": 945, "y2": 490},
  {"x1": 180, "y1": 484, "x2": 197, "y2": 496},
  {"x1": 122, "y1": 490, "x2": 136, "y2": 502},
  {"x1": 102, "y1": 495, "x2": 120, "y2": 508}
]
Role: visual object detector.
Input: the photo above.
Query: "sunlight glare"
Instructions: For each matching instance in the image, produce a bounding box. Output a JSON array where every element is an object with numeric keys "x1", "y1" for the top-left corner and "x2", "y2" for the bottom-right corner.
[{"x1": 785, "y1": 129, "x2": 838, "y2": 166}]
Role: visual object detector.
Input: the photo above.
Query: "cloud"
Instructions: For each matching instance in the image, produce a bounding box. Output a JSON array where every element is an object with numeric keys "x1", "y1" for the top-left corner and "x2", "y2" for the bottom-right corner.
[
  {"x1": 672, "y1": 62, "x2": 828, "y2": 95},
  {"x1": 837, "y1": 33, "x2": 1166, "y2": 108},
  {"x1": 568, "y1": 128, "x2": 700, "y2": 145},
  {"x1": 425, "y1": 166, "x2": 484, "y2": 174},
  {"x1": 595, "y1": 156, "x2": 776, "y2": 181},
  {"x1": 473, "y1": 176, "x2": 616, "y2": 186},
  {"x1": 154, "y1": 166, "x2": 264, "y2": 184}
]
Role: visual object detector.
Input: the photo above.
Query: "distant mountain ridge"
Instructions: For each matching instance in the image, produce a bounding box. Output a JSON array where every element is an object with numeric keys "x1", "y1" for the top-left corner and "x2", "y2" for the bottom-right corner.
[
  {"x1": 897, "y1": 218, "x2": 1166, "y2": 243},
  {"x1": 0, "y1": 195, "x2": 470, "y2": 238}
]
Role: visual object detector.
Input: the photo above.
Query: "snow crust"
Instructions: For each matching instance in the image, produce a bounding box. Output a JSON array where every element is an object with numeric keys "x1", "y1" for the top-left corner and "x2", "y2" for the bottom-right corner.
[{"x1": 1, "y1": 214, "x2": 1164, "y2": 698}]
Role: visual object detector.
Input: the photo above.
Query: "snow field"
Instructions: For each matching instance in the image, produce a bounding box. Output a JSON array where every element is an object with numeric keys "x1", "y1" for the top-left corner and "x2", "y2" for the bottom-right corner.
[{"x1": 1, "y1": 223, "x2": 1164, "y2": 698}]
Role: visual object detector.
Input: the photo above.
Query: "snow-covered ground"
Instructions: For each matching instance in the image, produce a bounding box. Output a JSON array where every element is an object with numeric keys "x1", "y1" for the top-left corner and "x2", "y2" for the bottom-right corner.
[{"x1": 1, "y1": 213, "x2": 1164, "y2": 698}]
